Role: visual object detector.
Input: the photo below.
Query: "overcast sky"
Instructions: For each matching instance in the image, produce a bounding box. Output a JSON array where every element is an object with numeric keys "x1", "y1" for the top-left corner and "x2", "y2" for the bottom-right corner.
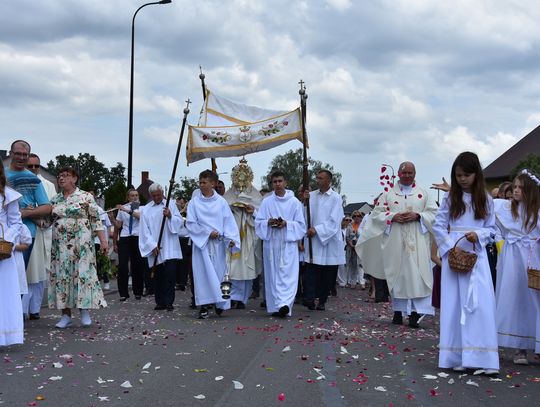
[{"x1": 2, "y1": 0, "x2": 539, "y2": 203}]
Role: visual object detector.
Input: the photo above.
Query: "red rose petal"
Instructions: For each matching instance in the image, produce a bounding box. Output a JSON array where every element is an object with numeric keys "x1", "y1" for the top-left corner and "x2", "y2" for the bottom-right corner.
[
  {"x1": 418, "y1": 194, "x2": 423, "y2": 198},
  {"x1": 381, "y1": 167, "x2": 386, "y2": 173},
  {"x1": 386, "y1": 220, "x2": 392, "y2": 225}
]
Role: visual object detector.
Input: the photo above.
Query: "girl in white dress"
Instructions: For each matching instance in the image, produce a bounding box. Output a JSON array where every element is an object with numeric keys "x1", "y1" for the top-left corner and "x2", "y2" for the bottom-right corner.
[
  {"x1": 495, "y1": 169, "x2": 540, "y2": 365},
  {"x1": 0, "y1": 165, "x2": 24, "y2": 346},
  {"x1": 433, "y1": 152, "x2": 499, "y2": 374}
]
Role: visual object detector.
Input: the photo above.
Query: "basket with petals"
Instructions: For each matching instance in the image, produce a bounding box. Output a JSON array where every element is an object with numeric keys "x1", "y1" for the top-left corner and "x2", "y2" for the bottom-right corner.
[
  {"x1": 527, "y1": 239, "x2": 540, "y2": 290},
  {"x1": 0, "y1": 223, "x2": 14, "y2": 260},
  {"x1": 448, "y1": 235, "x2": 477, "y2": 273}
]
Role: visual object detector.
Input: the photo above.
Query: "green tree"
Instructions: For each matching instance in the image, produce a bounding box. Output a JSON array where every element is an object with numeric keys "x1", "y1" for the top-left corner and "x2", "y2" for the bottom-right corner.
[
  {"x1": 261, "y1": 148, "x2": 342, "y2": 195},
  {"x1": 171, "y1": 176, "x2": 199, "y2": 200},
  {"x1": 511, "y1": 153, "x2": 540, "y2": 178},
  {"x1": 104, "y1": 181, "x2": 128, "y2": 210}
]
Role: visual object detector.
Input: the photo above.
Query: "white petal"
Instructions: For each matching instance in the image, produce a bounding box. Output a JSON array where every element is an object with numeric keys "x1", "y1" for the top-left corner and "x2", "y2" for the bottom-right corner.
[
  {"x1": 142, "y1": 362, "x2": 151, "y2": 370},
  {"x1": 120, "y1": 381, "x2": 132, "y2": 388},
  {"x1": 194, "y1": 394, "x2": 206, "y2": 400},
  {"x1": 374, "y1": 386, "x2": 387, "y2": 392},
  {"x1": 232, "y1": 380, "x2": 244, "y2": 390},
  {"x1": 215, "y1": 376, "x2": 224, "y2": 381}
]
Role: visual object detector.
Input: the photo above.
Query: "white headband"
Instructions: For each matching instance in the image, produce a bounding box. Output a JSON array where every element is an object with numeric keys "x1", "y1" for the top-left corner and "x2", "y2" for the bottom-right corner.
[{"x1": 520, "y1": 169, "x2": 540, "y2": 186}]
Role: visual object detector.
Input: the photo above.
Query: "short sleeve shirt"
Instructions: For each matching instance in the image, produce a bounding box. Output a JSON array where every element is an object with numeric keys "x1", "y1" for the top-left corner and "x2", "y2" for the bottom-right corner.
[{"x1": 5, "y1": 167, "x2": 50, "y2": 237}]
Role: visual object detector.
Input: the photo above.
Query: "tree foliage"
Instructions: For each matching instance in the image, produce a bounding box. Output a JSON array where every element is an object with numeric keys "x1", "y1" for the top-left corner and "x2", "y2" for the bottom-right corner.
[
  {"x1": 511, "y1": 153, "x2": 540, "y2": 179},
  {"x1": 171, "y1": 176, "x2": 199, "y2": 200},
  {"x1": 261, "y1": 148, "x2": 342, "y2": 194},
  {"x1": 47, "y1": 153, "x2": 127, "y2": 208}
]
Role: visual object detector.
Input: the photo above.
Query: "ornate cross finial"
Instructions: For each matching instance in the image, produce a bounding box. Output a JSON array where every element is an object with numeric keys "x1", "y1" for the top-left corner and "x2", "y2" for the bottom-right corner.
[
  {"x1": 299, "y1": 79, "x2": 306, "y2": 96},
  {"x1": 298, "y1": 79, "x2": 305, "y2": 89},
  {"x1": 184, "y1": 98, "x2": 191, "y2": 114}
]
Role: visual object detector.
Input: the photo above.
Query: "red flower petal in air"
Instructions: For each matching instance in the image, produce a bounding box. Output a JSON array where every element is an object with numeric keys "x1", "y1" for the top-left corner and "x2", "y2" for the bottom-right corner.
[
  {"x1": 386, "y1": 220, "x2": 392, "y2": 225},
  {"x1": 384, "y1": 187, "x2": 388, "y2": 192},
  {"x1": 381, "y1": 167, "x2": 386, "y2": 173},
  {"x1": 380, "y1": 182, "x2": 385, "y2": 186},
  {"x1": 418, "y1": 194, "x2": 423, "y2": 198},
  {"x1": 380, "y1": 175, "x2": 385, "y2": 180},
  {"x1": 385, "y1": 175, "x2": 390, "y2": 180},
  {"x1": 412, "y1": 183, "x2": 416, "y2": 188},
  {"x1": 394, "y1": 201, "x2": 399, "y2": 204},
  {"x1": 389, "y1": 183, "x2": 394, "y2": 188}
]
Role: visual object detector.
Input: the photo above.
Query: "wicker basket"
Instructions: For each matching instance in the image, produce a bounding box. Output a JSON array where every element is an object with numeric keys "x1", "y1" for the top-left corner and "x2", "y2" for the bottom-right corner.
[
  {"x1": 448, "y1": 235, "x2": 477, "y2": 273},
  {"x1": 0, "y1": 223, "x2": 14, "y2": 260},
  {"x1": 528, "y1": 268, "x2": 540, "y2": 290}
]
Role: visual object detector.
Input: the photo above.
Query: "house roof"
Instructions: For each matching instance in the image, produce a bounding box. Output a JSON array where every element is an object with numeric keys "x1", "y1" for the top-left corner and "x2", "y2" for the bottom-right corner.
[
  {"x1": 344, "y1": 202, "x2": 372, "y2": 214},
  {"x1": 484, "y1": 125, "x2": 540, "y2": 180}
]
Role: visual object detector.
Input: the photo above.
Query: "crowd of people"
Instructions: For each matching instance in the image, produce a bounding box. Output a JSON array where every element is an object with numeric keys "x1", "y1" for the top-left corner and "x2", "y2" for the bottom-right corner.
[{"x1": 1, "y1": 140, "x2": 540, "y2": 376}]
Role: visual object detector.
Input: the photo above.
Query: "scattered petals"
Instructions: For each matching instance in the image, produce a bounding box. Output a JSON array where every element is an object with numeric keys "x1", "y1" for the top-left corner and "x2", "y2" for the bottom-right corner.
[
  {"x1": 281, "y1": 346, "x2": 291, "y2": 353},
  {"x1": 466, "y1": 379, "x2": 479, "y2": 387},
  {"x1": 142, "y1": 362, "x2": 151, "y2": 370},
  {"x1": 215, "y1": 376, "x2": 224, "y2": 381},
  {"x1": 423, "y1": 374, "x2": 438, "y2": 380},
  {"x1": 374, "y1": 386, "x2": 387, "y2": 392},
  {"x1": 233, "y1": 380, "x2": 244, "y2": 390},
  {"x1": 194, "y1": 395, "x2": 206, "y2": 400},
  {"x1": 120, "y1": 381, "x2": 132, "y2": 388},
  {"x1": 48, "y1": 376, "x2": 62, "y2": 381},
  {"x1": 53, "y1": 362, "x2": 63, "y2": 368}
]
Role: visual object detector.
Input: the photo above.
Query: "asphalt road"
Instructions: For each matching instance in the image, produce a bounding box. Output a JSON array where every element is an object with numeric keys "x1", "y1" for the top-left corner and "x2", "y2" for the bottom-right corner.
[{"x1": 1, "y1": 283, "x2": 539, "y2": 407}]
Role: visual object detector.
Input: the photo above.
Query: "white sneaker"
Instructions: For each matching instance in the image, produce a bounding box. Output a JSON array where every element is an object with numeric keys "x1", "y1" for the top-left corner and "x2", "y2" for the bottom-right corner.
[
  {"x1": 513, "y1": 351, "x2": 528, "y2": 365},
  {"x1": 484, "y1": 369, "x2": 499, "y2": 376},
  {"x1": 80, "y1": 310, "x2": 92, "y2": 326},
  {"x1": 103, "y1": 283, "x2": 110, "y2": 290},
  {"x1": 55, "y1": 315, "x2": 73, "y2": 329}
]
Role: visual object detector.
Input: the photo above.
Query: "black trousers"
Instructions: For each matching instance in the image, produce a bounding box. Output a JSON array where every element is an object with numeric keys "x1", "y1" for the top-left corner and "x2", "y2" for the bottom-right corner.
[
  {"x1": 176, "y1": 237, "x2": 192, "y2": 287},
  {"x1": 373, "y1": 277, "x2": 390, "y2": 302},
  {"x1": 94, "y1": 243, "x2": 109, "y2": 284},
  {"x1": 303, "y1": 263, "x2": 339, "y2": 305},
  {"x1": 118, "y1": 236, "x2": 145, "y2": 297},
  {"x1": 155, "y1": 259, "x2": 178, "y2": 306}
]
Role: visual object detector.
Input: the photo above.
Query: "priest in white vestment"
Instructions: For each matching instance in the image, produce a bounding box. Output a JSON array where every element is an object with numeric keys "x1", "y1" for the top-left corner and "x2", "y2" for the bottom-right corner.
[
  {"x1": 255, "y1": 171, "x2": 306, "y2": 317},
  {"x1": 139, "y1": 183, "x2": 184, "y2": 311},
  {"x1": 187, "y1": 170, "x2": 240, "y2": 319},
  {"x1": 223, "y1": 159, "x2": 262, "y2": 309},
  {"x1": 356, "y1": 162, "x2": 437, "y2": 328},
  {"x1": 303, "y1": 170, "x2": 345, "y2": 311},
  {"x1": 23, "y1": 153, "x2": 56, "y2": 320}
]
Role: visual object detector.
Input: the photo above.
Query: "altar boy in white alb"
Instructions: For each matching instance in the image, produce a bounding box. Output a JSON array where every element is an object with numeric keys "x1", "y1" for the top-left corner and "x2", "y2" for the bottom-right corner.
[
  {"x1": 139, "y1": 183, "x2": 185, "y2": 311},
  {"x1": 255, "y1": 171, "x2": 306, "y2": 318},
  {"x1": 187, "y1": 170, "x2": 240, "y2": 319}
]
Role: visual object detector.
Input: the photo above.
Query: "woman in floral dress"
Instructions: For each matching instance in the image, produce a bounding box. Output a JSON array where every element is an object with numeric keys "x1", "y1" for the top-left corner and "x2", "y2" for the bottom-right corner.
[{"x1": 48, "y1": 167, "x2": 108, "y2": 328}]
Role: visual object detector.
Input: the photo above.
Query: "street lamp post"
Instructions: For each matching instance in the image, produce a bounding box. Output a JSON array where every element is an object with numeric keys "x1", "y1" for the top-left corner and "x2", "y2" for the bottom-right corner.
[{"x1": 127, "y1": 0, "x2": 172, "y2": 188}]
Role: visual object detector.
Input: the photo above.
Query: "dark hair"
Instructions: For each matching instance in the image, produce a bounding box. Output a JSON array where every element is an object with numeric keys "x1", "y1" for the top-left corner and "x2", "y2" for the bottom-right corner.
[
  {"x1": 449, "y1": 152, "x2": 488, "y2": 220},
  {"x1": 271, "y1": 170, "x2": 286, "y2": 181},
  {"x1": 0, "y1": 164, "x2": 6, "y2": 202},
  {"x1": 57, "y1": 167, "x2": 79, "y2": 184},
  {"x1": 317, "y1": 169, "x2": 333, "y2": 180},
  {"x1": 10, "y1": 139, "x2": 31, "y2": 153},
  {"x1": 29, "y1": 153, "x2": 39, "y2": 160},
  {"x1": 217, "y1": 180, "x2": 225, "y2": 185},
  {"x1": 511, "y1": 172, "x2": 540, "y2": 233},
  {"x1": 199, "y1": 169, "x2": 218, "y2": 182}
]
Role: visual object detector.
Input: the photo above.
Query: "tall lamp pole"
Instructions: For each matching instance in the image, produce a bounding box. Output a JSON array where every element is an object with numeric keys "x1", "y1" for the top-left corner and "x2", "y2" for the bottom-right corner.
[{"x1": 128, "y1": 0, "x2": 172, "y2": 188}]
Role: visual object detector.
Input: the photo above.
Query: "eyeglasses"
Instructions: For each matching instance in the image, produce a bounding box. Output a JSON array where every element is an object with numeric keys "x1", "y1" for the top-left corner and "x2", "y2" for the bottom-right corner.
[
  {"x1": 353, "y1": 215, "x2": 362, "y2": 218},
  {"x1": 57, "y1": 173, "x2": 73, "y2": 179},
  {"x1": 27, "y1": 165, "x2": 40, "y2": 169}
]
